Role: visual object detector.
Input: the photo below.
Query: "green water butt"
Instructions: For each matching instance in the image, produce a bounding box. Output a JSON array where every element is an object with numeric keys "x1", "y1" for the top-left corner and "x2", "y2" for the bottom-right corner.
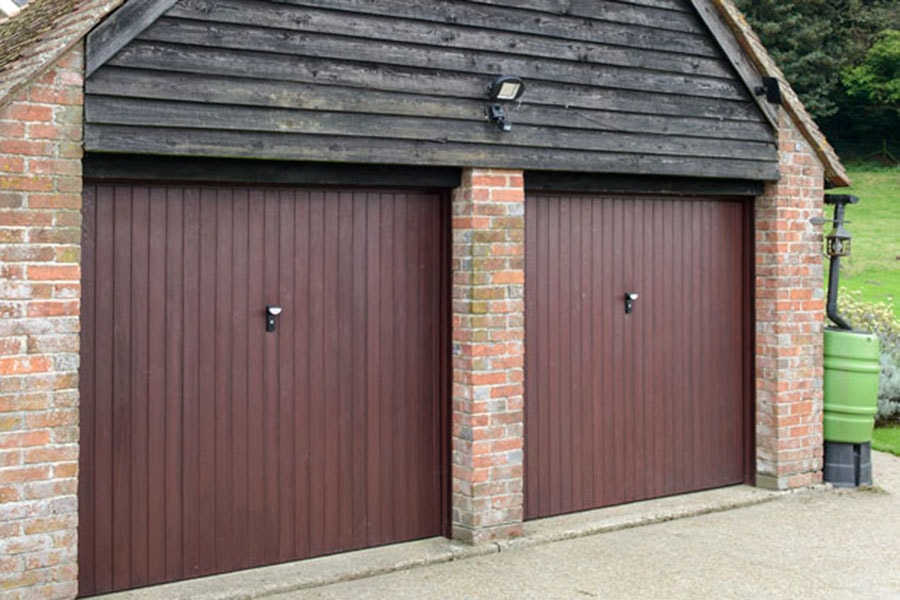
[{"x1": 823, "y1": 328, "x2": 881, "y2": 444}]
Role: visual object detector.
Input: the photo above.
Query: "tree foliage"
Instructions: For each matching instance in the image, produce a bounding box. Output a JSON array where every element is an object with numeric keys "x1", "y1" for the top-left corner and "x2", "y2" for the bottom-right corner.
[{"x1": 843, "y1": 30, "x2": 900, "y2": 108}]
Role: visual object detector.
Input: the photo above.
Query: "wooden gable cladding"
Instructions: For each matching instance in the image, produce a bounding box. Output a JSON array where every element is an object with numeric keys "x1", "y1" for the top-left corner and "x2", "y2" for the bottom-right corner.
[{"x1": 84, "y1": 0, "x2": 779, "y2": 180}]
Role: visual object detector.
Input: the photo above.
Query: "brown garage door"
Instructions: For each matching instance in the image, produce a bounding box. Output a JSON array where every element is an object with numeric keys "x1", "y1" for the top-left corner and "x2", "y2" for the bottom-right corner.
[
  {"x1": 79, "y1": 183, "x2": 448, "y2": 595},
  {"x1": 524, "y1": 194, "x2": 752, "y2": 520}
]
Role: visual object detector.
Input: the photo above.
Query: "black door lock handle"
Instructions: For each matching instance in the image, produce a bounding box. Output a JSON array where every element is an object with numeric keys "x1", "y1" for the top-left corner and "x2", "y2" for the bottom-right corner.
[
  {"x1": 266, "y1": 305, "x2": 282, "y2": 332},
  {"x1": 625, "y1": 292, "x2": 638, "y2": 314}
]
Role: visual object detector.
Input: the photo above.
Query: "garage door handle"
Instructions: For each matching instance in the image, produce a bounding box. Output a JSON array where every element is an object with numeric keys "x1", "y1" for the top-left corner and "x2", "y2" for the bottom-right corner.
[
  {"x1": 625, "y1": 292, "x2": 638, "y2": 314},
  {"x1": 266, "y1": 305, "x2": 282, "y2": 332}
]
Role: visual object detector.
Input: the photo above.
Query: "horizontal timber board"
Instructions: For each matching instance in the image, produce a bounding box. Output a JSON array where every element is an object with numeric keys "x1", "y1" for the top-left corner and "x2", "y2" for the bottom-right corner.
[
  {"x1": 84, "y1": 95, "x2": 777, "y2": 161},
  {"x1": 468, "y1": 0, "x2": 694, "y2": 19},
  {"x1": 84, "y1": 125, "x2": 780, "y2": 180},
  {"x1": 83, "y1": 154, "x2": 462, "y2": 187},
  {"x1": 599, "y1": 0, "x2": 694, "y2": 10},
  {"x1": 138, "y1": 17, "x2": 746, "y2": 100},
  {"x1": 165, "y1": 0, "x2": 725, "y2": 77},
  {"x1": 267, "y1": 0, "x2": 718, "y2": 55},
  {"x1": 524, "y1": 171, "x2": 764, "y2": 195},
  {"x1": 85, "y1": 69, "x2": 774, "y2": 142},
  {"x1": 104, "y1": 44, "x2": 765, "y2": 121}
]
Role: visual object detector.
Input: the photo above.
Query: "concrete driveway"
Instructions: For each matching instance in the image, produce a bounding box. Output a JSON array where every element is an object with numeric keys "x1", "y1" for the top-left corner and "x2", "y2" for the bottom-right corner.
[{"x1": 277, "y1": 451, "x2": 900, "y2": 600}]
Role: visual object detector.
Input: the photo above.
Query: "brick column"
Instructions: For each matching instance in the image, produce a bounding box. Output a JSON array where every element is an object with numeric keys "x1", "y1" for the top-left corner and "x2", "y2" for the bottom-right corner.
[
  {"x1": 754, "y1": 114, "x2": 826, "y2": 490},
  {"x1": 450, "y1": 168, "x2": 525, "y2": 543},
  {"x1": 0, "y1": 45, "x2": 84, "y2": 598}
]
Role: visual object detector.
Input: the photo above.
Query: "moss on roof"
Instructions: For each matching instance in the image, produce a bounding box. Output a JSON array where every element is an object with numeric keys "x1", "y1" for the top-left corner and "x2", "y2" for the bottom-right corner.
[
  {"x1": 0, "y1": 0, "x2": 74, "y2": 71},
  {"x1": 0, "y1": 0, "x2": 122, "y2": 108}
]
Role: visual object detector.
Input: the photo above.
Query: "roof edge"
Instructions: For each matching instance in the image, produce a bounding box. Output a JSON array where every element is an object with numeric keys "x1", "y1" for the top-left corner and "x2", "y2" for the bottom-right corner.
[
  {"x1": 0, "y1": 0, "x2": 124, "y2": 110},
  {"x1": 710, "y1": 0, "x2": 851, "y2": 187}
]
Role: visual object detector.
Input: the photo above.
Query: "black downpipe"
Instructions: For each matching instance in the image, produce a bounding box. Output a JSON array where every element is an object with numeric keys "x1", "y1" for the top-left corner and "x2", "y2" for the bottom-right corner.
[
  {"x1": 824, "y1": 195, "x2": 856, "y2": 330},
  {"x1": 826, "y1": 252, "x2": 852, "y2": 329}
]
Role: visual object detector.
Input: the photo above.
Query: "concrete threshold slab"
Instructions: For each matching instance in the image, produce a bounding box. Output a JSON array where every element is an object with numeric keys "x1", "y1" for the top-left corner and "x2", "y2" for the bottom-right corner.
[
  {"x1": 95, "y1": 484, "x2": 790, "y2": 600},
  {"x1": 502, "y1": 484, "x2": 784, "y2": 551}
]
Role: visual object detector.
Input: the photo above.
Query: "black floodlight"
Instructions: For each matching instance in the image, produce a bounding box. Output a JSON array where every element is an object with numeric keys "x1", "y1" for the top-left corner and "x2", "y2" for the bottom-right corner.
[
  {"x1": 488, "y1": 75, "x2": 525, "y2": 102},
  {"x1": 755, "y1": 76, "x2": 783, "y2": 105}
]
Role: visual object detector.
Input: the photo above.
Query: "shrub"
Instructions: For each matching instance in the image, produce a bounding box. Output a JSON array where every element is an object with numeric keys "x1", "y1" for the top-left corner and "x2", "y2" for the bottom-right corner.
[
  {"x1": 833, "y1": 288, "x2": 900, "y2": 424},
  {"x1": 877, "y1": 354, "x2": 900, "y2": 423}
]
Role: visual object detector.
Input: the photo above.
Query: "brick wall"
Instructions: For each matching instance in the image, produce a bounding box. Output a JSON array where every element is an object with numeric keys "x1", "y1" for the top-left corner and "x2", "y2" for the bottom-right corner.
[
  {"x1": 0, "y1": 44, "x2": 84, "y2": 599},
  {"x1": 450, "y1": 168, "x2": 526, "y2": 543},
  {"x1": 754, "y1": 113, "x2": 826, "y2": 490}
]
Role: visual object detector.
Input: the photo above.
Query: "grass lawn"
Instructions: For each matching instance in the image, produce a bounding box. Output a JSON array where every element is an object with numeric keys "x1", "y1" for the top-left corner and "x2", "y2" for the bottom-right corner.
[
  {"x1": 827, "y1": 167, "x2": 900, "y2": 319},
  {"x1": 873, "y1": 426, "x2": 900, "y2": 456}
]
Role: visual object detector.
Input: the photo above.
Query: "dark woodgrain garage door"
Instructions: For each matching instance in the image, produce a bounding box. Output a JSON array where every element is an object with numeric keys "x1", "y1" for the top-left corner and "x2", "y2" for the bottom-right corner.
[
  {"x1": 79, "y1": 183, "x2": 448, "y2": 595},
  {"x1": 524, "y1": 194, "x2": 752, "y2": 520}
]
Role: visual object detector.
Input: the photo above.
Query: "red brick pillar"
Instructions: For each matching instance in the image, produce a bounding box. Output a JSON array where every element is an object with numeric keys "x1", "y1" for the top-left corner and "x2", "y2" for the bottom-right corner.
[
  {"x1": 754, "y1": 115, "x2": 826, "y2": 490},
  {"x1": 450, "y1": 168, "x2": 525, "y2": 543},
  {"x1": 0, "y1": 45, "x2": 84, "y2": 597}
]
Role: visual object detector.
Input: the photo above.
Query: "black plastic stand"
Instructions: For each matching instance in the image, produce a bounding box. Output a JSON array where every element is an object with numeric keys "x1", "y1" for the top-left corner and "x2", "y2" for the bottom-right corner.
[{"x1": 823, "y1": 442, "x2": 872, "y2": 487}]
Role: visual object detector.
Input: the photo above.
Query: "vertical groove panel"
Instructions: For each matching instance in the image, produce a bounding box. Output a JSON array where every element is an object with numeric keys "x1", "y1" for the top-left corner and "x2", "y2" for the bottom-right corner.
[
  {"x1": 306, "y1": 190, "x2": 325, "y2": 557},
  {"x1": 245, "y1": 188, "x2": 265, "y2": 567},
  {"x1": 196, "y1": 188, "x2": 217, "y2": 576},
  {"x1": 525, "y1": 194, "x2": 748, "y2": 520},
  {"x1": 215, "y1": 189, "x2": 235, "y2": 570},
  {"x1": 80, "y1": 183, "x2": 447, "y2": 596},
  {"x1": 147, "y1": 187, "x2": 167, "y2": 583},
  {"x1": 336, "y1": 191, "x2": 353, "y2": 552},
  {"x1": 261, "y1": 190, "x2": 280, "y2": 566},
  {"x1": 277, "y1": 189, "x2": 296, "y2": 562},
  {"x1": 365, "y1": 195, "x2": 383, "y2": 546},
  {"x1": 350, "y1": 192, "x2": 368, "y2": 550},
  {"x1": 163, "y1": 187, "x2": 184, "y2": 581},
  {"x1": 230, "y1": 188, "x2": 250, "y2": 570},
  {"x1": 578, "y1": 199, "x2": 592, "y2": 509},
  {"x1": 378, "y1": 193, "x2": 395, "y2": 544},
  {"x1": 181, "y1": 187, "x2": 201, "y2": 579},
  {"x1": 292, "y1": 190, "x2": 311, "y2": 559},
  {"x1": 129, "y1": 186, "x2": 149, "y2": 588},
  {"x1": 321, "y1": 190, "x2": 339, "y2": 552},
  {"x1": 392, "y1": 195, "x2": 408, "y2": 540},
  {"x1": 111, "y1": 186, "x2": 132, "y2": 591}
]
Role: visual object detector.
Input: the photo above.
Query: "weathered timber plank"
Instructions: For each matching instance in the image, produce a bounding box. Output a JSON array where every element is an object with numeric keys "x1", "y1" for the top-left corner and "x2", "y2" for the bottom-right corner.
[
  {"x1": 101, "y1": 46, "x2": 768, "y2": 122},
  {"x1": 184, "y1": 0, "x2": 702, "y2": 35},
  {"x1": 616, "y1": 0, "x2": 694, "y2": 11},
  {"x1": 467, "y1": 0, "x2": 694, "y2": 22},
  {"x1": 85, "y1": 124, "x2": 780, "y2": 180},
  {"x1": 166, "y1": 0, "x2": 730, "y2": 78},
  {"x1": 269, "y1": 0, "x2": 720, "y2": 56},
  {"x1": 139, "y1": 17, "x2": 746, "y2": 100},
  {"x1": 525, "y1": 171, "x2": 764, "y2": 196},
  {"x1": 83, "y1": 155, "x2": 462, "y2": 188},
  {"x1": 84, "y1": 96, "x2": 777, "y2": 161},
  {"x1": 85, "y1": 0, "x2": 180, "y2": 77},
  {"x1": 86, "y1": 68, "x2": 775, "y2": 142}
]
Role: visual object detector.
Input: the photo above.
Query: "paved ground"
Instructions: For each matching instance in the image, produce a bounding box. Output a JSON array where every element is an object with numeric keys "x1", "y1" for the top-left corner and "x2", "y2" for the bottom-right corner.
[{"x1": 276, "y1": 451, "x2": 900, "y2": 600}]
